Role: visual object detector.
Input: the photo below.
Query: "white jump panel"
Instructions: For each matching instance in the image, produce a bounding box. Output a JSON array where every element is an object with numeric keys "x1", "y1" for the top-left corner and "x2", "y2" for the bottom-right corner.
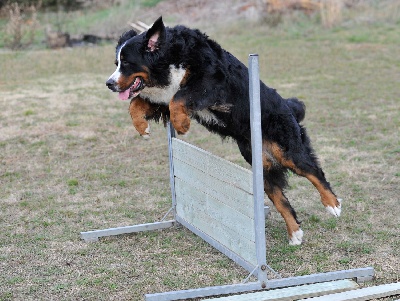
[
  {"x1": 172, "y1": 138, "x2": 253, "y2": 192},
  {"x1": 172, "y1": 138, "x2": 258, "y2": 267}
]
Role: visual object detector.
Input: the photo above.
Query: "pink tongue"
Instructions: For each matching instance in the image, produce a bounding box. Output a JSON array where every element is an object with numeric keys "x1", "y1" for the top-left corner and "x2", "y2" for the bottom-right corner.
[{"x1": 118, "y1": 89, "x2": 130, "y2": 100}]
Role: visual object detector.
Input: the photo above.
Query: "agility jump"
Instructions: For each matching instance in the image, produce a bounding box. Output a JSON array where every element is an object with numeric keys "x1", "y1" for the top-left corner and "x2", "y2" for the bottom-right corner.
[{"x1": 83, "y1": 54, "x2": 374, "y2": 300}]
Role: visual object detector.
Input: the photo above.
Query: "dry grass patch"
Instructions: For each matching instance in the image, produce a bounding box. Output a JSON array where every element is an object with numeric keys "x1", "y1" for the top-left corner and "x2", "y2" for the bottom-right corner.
[{"x1": 1, "y1": 21, "x2": 399, "y2": 300}]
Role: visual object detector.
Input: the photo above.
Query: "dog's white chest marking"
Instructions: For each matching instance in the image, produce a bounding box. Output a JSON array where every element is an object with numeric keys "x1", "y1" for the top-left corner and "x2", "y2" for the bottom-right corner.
[
  {"x1": 141, "y1": 65, "x2": 225, "y2": 127},
  {"x1": 141, "y1": 65, "x2": 186, "y2": 104}
]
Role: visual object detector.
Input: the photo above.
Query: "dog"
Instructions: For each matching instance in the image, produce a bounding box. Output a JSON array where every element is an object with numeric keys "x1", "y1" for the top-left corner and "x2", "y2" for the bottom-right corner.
[{"x1": 106, "y1": 16, "x2": 342, "y2": 245}]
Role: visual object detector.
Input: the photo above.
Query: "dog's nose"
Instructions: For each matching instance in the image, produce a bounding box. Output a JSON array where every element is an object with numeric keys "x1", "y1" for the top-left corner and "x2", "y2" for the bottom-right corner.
[{"x1": 106, "y1": 78, "x2": 115, "y2": 90}]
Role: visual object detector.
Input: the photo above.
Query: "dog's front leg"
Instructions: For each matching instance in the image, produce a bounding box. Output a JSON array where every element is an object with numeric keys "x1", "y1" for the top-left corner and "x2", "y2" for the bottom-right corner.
[
  {"x1": 169, "y1": 98, "x2": 191, "y2": 135},
  {"x1": 129, "y1": 97, "x2": 152, "y2": 138}
]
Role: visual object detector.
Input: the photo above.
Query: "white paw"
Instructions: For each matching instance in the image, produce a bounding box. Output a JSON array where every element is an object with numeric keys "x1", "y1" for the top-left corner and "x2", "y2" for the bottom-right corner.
[
  {"x1": 141, "y1": 125, "x2": 151, "y2": 139},
  {"x1": 289, "y1": 228, "x2": 303, "y2": 245},
  {"x1": 326, "y1": 198, "x2": 342, "y2": 217}
]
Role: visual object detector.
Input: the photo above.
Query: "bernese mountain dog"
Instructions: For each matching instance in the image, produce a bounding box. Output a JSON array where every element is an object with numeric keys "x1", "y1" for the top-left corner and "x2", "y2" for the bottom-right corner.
[{"x1": 106, "y1": 16, "x2": 342, "y2": 245}]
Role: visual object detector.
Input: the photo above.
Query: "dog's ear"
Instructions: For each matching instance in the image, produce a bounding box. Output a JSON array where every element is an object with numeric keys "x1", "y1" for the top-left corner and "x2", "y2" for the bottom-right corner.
[{"x1": 145, "y1": 16, "x2": 166, "y2": 52}]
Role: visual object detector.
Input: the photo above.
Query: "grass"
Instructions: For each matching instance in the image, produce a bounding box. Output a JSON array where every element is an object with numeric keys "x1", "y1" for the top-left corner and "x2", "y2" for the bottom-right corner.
[{"x1": 1, "y1": 5, "x2": 400, "y2": 301}]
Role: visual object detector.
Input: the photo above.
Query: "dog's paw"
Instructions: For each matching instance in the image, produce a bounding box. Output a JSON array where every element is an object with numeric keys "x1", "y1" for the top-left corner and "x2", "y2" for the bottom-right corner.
[
  {"x1": 325, "y1": 198, "x2": 342, "y2": 217},
  {"x1": 132, "y1": 120, "x2": 151, "y2": 137},
  {"x1": 289, "y1": 229, "x2": 303, "y2": 245},
  {"x1": 173, "y1": 117, "x2": 191, "y2": 135},
  {"x1": 142, "y1": 125, "x2": 151, "y2": 137},
  {"x1": 169, "y1": 100, "x2": 191, "y2": 135},
  {"x1": 138, "y1": 125, "x2": 150, "y2": 139}
]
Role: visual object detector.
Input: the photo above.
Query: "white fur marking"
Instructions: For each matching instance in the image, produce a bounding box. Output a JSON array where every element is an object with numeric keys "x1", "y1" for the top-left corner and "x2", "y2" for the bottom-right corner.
[
  {"x1": 194, "y1": 109, "x2": 223, "y2": 126},
  {"x1": 289, "y1": 229, "x2": 303, "y2": 245},
  {"x1": 326, "y1": 198, "x2": 342, "y2": 217},
  {"x1": 145, "y1": 124, "x2": 151, "y2": 134},
  {"x1": 140, "y1": 65, "x2": 186, "y2": 104},
  {"x1": 141, "y1": 125, "x2": 151, "y2": 139},
  {"x1": 108, "y1": 41, "x2": 127, "y2": 83}
]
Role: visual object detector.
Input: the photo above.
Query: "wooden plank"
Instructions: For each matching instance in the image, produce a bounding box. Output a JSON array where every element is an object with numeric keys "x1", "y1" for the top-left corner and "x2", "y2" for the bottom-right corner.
[
  {"x1": 299, "y1": 282, "x2": 400, "y2": 301},
  {"x1": 175, "y1": 178, "x2": 255, "y2": 241},
  {"x1": 172, "y1": 138, "x2": 253, "y2": 192},
  {"x1": 176, "y1": 216, "x2": 257, "y2": 274},
  {"x1": 207, "y1": 279, "x2": 359, "y2": 301},
  {"x1": 173, "y1": 158, "x2": 254, "y2": 218},
  {"x1": 137, "y1": 20, "x2": 150, "y2": 29},
  {"x1": 175, "y1": 178, "x2": 257, "y2": 266}
]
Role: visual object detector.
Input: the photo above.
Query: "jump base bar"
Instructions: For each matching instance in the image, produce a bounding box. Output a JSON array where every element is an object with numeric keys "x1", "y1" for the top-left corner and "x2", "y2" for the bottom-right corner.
[
  {"x1": 145, "y1": 267, "x2": 374, "y2": 301},
  {"x1": 80, "y1": 220, "x2": 175, "y2": 242}
]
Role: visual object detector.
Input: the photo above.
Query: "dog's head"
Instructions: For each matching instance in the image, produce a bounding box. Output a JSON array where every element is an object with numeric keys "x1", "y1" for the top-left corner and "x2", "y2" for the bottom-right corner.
[{"x1": 106, "y1": 16, "x2": 167, "y2": 100}]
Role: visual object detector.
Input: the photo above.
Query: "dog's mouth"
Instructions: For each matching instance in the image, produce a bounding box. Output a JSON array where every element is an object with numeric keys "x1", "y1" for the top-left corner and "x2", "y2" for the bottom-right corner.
[{"x1": 118, "y1": 77, "x2": 144, "y2": 100}]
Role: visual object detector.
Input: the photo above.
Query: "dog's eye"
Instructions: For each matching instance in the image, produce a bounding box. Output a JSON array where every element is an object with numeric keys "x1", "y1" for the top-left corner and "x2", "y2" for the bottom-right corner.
[{"x1": 121, "y1": 60, "x2": 129, "y2": 67}]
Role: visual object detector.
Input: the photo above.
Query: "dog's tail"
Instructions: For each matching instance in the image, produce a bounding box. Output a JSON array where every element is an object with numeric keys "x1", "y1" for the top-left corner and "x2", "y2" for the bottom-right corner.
[{"x1": 287, "y1": 98, "x2": 306, "y2": 123}]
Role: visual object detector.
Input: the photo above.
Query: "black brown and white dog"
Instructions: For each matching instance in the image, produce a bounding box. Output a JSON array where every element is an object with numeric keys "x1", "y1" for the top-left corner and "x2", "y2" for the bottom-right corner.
[{"x1": 106, "y1": 16, "x2": 342, "y2": 245}]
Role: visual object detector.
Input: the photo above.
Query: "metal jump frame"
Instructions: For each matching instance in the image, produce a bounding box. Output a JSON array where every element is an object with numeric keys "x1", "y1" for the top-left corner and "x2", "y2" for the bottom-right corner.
[{"x1": 80, "y1": 55, "x2": 374, "y2": 300}]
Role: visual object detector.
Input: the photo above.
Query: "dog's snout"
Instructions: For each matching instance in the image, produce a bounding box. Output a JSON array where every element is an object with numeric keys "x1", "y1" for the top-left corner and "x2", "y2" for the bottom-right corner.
[{"x1": 106, "y1": 78, "x2": 116, "y2": 90}]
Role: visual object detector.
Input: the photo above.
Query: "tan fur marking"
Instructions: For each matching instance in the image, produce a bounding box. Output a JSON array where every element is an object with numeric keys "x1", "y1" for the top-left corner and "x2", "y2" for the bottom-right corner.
[
  {"x1": 263, "y1": 141, "x2": 302, "y2": 172},
  {"x1": 306, "y1": 174, "x2": 340, "y2": 208},
  {"x1": 169, "y1": 99, "x2": 191, "y2": 135},
  {"x1": 263, "y1": 141, "x2": 339, "y2": 209},
  {"x1": 262, "y1": 153, "x2": 273, "y2": 171},
  {"x1": 262, "y1": 141, "x2": 280, "y2": 171},
  {"x1": 266, "y1": 188, "x2": 300, "y2": 237},
  {"x1": 117, "y1": 72, "x2": 150, "y2": 91},
  {"x1": 270, "y1": 142, "x2": 339, "y2": 208},
  {"x1": 129, "y1": 98, "x2": 152, "y2": 136},
  {"x1": 180, "y1": 69, "x2": 190, "y2": 87}
]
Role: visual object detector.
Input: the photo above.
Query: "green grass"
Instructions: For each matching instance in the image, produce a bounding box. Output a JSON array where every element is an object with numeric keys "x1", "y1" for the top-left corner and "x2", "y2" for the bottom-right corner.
[
  {"x1": 0, "y1": 4, "x2": 399, "y2": 300},
  {"x1": 140, "y1": 0, "x2": 164, "y2": 7}
]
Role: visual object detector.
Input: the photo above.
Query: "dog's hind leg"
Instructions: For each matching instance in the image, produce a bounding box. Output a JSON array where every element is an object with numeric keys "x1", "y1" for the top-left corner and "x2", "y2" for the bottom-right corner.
[
  {"x1": 298, "y1": 165, "x2": 342, "y2": 217},
  {"x1": 129, "y1": 98, "x2": 153, "y2": 138},
  {"x1": 266, "y1": 140, "x2": 342, "y2": 217},
  {"x1": 237, "y1": 139, "x2": 303, "y2": 244},
  {"x1": 264, "y1": 168, "x2": 303, "y2": 245}
]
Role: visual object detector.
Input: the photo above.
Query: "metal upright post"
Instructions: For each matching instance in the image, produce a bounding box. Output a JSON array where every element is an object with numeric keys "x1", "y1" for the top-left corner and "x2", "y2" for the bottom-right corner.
[
  {"x1": 167, "y1": 122, "x2": 177, "y2": 222},
  {"x1": 248, "y1": 54, "x2": 268, "y2": 286}
]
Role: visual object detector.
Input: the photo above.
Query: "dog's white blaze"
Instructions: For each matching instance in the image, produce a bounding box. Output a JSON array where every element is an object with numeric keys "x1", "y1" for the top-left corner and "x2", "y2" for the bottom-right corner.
[
  {"x1": 289, "y1": 228, "x2": 303, "y2": 245},
  {"x1": 140, "y1": 65, "x2": 186, "y2": 104},
  {"x1": 108, "y1": 41, "x2": 127, "y2": 83}
]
